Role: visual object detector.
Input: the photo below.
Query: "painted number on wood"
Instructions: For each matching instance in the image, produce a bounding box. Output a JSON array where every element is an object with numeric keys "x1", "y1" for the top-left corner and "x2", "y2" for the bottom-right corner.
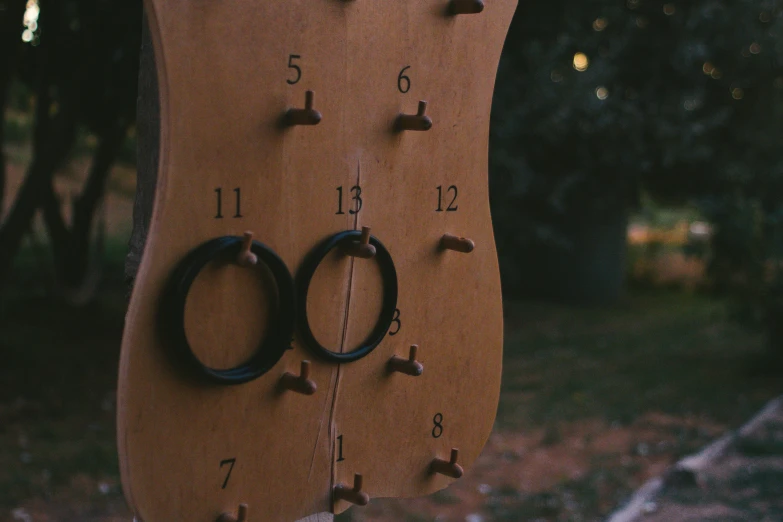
[
  {"x1": 219, "y1": 458, "x2": 236, "y2": 489},
  {"x1": 336, "y1": 434, "x2": 346, "y2": 462},
  {"x1": 336, "y1": 185, "x2": 363, "y2": 215},
  {"x1": 287, "y1": 54, "x2": 302, "y2": 85},
  {"x1": 389, "y1": 308, "x2": 401, "y2": 336},
  {"x1": 398, "y1": 66, "x2": 411, "y2": 94},
  {"x1": 215, "y1": 187, "x2": 242, "y2": 219},
  {"x1": 432, "y1": 413, "x2": 444, "y2": 438},
  {"x1": 436, "y1": 185, "x2": 458, "y2": 212}
]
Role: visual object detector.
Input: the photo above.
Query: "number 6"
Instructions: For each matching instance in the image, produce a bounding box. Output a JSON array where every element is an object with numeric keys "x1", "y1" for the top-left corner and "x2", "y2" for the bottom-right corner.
[{"x1": 398, "y1": 66, "x2": 411, "y2": 94}]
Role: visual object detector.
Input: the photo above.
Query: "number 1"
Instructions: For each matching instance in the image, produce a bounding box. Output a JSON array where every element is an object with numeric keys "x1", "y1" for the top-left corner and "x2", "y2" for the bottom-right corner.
[
  {"x1": 215, "y1": 188, "x2": 223, "y2": 218},
  {"x1": 233, "y1": 188, "x2": 242, "y2": 218},
  {"x1": 336, "y1": 435, "x2": 345, "y2": 462}
]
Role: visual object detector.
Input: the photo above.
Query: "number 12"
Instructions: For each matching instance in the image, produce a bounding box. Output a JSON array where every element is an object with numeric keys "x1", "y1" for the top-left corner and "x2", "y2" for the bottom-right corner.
[{"x1": 436, "y1": 185, "x2": 458, "y2": 212}]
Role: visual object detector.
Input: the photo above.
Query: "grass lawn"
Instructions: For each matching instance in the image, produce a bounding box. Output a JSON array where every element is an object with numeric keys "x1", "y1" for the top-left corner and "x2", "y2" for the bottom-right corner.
[
  {"x1": 499, "y1": 293, "x2": 777, "y2": 430},
  {"x1": 1, "y1": 252, "x2": 780, "y2": 521}
]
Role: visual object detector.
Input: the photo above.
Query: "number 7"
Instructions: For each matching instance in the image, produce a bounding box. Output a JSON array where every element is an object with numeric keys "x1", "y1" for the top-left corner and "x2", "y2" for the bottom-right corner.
[{"x1": 220, "y1": 458, "x2": 236, "y2": 489}]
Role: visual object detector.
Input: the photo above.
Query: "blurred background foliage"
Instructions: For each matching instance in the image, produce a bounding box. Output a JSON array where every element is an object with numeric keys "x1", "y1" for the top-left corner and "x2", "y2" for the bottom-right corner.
[
  {"x1": 1, "y1": 0, "x2": 782, "y2": 357},
  {"x1": 0, "y1": 0, "x2": 139, "y2": 302},
  {"x1": 0, "y1": 0, "x2": 781, "y2": 350},
  {"x1": 489, "y1": 0, "x2": 783, "y2": 361}
]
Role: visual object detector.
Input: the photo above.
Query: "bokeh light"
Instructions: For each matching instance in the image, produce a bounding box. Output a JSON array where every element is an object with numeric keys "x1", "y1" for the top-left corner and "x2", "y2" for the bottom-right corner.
[
  {"x1": 21, "y1": 0, "x2": 40, "y2": 45},
  {"x1": 595, "y1": 87, "x2": 609, "y2": 100},
  {"x1": 573, "y1": 53, "x2": 589, "y2": 72}
]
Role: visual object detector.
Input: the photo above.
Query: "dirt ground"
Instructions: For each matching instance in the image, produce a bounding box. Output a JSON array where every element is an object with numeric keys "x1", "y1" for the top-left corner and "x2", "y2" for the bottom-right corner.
[
  {"x1": 341, "y1": 413, "x2": 727, "y2": 522},
  {"x1": 3, "y1": 413, "x2": 727, "y2": 522},
  {"x1": 637, "y1": 400, "x2": 783, "y2": 522}
]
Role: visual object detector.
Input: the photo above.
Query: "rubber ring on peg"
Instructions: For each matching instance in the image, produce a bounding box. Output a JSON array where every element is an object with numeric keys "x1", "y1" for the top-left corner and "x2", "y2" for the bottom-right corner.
[
  {"x1": 296, "y1": 230, "x2": 398, "y2": 363},
  {"x1": 160, "y1": 235, "x2": 295, "y2": 385}
]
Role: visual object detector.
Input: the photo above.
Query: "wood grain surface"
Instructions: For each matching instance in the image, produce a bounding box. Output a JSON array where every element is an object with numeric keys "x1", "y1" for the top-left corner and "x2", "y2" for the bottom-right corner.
[{"x1": 119, "y1": 1, "x2": 516, "y2": 521}]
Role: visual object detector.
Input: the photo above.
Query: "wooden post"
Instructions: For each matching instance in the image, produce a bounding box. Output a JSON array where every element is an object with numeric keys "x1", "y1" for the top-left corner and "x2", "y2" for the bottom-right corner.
[
  {"x1": 126, "y1": 11, "x2": 333, "y2": 522},
  {"x1": 121, "y1": 1, "x2": 514, "y2": 519}
]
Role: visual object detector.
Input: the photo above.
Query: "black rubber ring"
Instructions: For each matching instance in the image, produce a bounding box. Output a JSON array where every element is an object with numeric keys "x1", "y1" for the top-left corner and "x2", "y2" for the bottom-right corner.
[
  {"x1": 296, "y1": 230, "x2": 398, "y2": 363},
  {"x1": 159, "y1": 236, "x2": 295, "y2": 385}
]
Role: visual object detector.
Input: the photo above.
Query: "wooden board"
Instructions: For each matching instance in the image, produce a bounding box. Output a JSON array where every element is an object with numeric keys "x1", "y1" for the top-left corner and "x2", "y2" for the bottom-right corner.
[{"x1": 118, "y1": 1, "x2": 516, "y2": 521}]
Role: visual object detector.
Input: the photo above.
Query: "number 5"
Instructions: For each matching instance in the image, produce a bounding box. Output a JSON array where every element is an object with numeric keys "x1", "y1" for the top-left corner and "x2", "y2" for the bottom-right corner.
[{"x1": 287, "y1": 54, "x2": 302, "y2": 85}]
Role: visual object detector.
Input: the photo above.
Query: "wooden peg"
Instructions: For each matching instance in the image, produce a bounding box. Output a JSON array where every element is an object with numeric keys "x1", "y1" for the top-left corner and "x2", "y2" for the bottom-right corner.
[
  {"x1": 448, "y1": 0, "x2": 485, "y2": 15},
  {"x1": 388, "y1": 344, "x2": 424, "y2": 376},
  {"x1": 279, "y1": 360, "x2": 317, "y2": 395},
  {"x1": 395, "y1": 101, "x2": 432, "y2": 132},
  {"x1": 333, "y1": 473, "x2": 370, "y2": 506},
  {"x1": 217, "y1": 503, "x2": 248, "y2": 522},
  {"x1": 342, "y1": 226, "x2": 376, "y2": 259},
  {"x1": 430, "y1": 448, "x2": 464, "y2": 479},
  {"x1": 440, "y1": 233, "x2": 475, "y2": 253},
  {"x1": 236, "y1": 231, "x2": 258, "y2": 267},
  {"x1": 284, "y1": 90, "x2": 322, "y2": 126}
]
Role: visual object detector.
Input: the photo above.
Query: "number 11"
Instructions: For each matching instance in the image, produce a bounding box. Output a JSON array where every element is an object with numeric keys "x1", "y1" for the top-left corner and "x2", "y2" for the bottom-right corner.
[{"x1": 215, "y1": 187, "x2": 242, "y2": 219}]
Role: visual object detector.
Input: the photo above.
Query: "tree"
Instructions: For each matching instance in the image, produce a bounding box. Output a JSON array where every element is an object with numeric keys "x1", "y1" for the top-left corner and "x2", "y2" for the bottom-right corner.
[
  {"x1": 490, "y1": 0, "x2": 783, "y2": 356},
  {"x1": 0, "y1": 0, "x2": 28, "y2": 212},
  {"x1": 0, "y1": 0, "x2": 141, "y2": 300},
  {"x1": 490, "y1": 0, "x2": 783, "y2": 304}
]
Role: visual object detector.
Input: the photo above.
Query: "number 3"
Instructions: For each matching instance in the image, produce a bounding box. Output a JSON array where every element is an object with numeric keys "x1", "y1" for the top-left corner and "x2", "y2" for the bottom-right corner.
[{"x1": 389, "y1": 309, "x2": 401, "y2": 336}]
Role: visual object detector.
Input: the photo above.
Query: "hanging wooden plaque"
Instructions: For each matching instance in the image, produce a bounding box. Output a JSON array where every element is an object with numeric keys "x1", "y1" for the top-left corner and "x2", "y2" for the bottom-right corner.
[{"x1": 118, "y1": 1, "x2": 516, "y2": 521}]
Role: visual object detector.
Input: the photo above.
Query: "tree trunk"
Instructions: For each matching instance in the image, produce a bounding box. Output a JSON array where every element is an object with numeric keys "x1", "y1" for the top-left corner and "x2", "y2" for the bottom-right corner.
[
  {"x1": 0, "y1": 78, "x2": 77, "y2": 291},
  {"x1": 41, "y1": 121, "x2": 126, "y2": 301},
  {"x1": 515, "y1": 203, "x2": 629, "y2": 306}
]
